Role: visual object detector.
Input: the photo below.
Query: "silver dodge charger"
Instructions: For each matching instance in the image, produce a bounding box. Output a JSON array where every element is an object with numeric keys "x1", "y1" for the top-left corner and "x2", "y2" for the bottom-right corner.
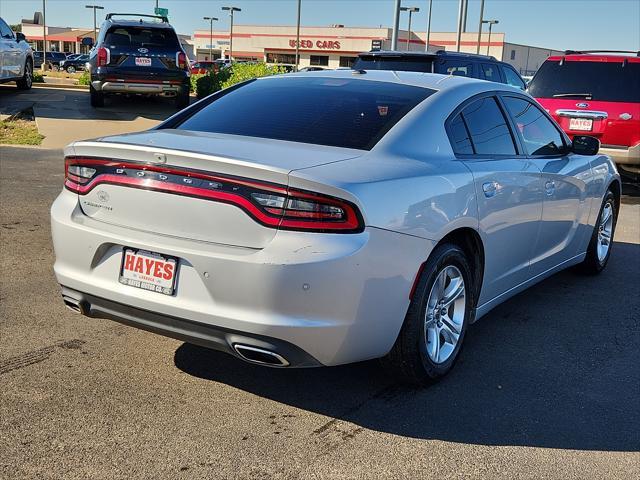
[{"x1": 51, "y1": 70, "x2": 620, "y2": 384}]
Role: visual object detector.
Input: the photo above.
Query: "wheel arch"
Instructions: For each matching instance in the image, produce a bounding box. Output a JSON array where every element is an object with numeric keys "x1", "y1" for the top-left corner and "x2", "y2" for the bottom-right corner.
[{"x1": 607, "y1": 179, "x2": 621, "y2": 216}]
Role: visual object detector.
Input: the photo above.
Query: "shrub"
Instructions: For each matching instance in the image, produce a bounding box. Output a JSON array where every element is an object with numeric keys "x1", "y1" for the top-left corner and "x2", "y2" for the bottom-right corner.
[
  {"x1": 195, "y1": 68, "x2": 231, "y2": 99},
  {"x1": 190, "y1": 73, "x2": 204, "y2": 93},
  {"x1": 32, "y1": 71, "x2": 44, "y2": 83},
  {"x1": 77, "y1": 70, "x2": 90, "y2": 86},
  {"x1": 221, "y1": 62, "x2": 287, "y2": 89}
]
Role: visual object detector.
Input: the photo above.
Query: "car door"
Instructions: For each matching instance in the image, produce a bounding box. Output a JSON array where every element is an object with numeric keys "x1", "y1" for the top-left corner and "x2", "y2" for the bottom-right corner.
[
  {"x1": 447, "y1": 94, "x2": 543, "y2": 306},
  {"x1": 501, "y1": 94, "x2": 592, "y2": 276},
  {"x1": 500, "y1": 65, "x2": 526, "y2": 90},
  {"x1": 0, "y1": 18, "x2": 18, "y2": 78},
  {"x1": 480, "y1": 63, "x2": 502, "y2": 84}
]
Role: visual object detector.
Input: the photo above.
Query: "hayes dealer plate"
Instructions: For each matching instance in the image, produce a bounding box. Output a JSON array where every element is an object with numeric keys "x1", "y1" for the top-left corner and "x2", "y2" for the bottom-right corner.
[{"x1": 119, "y1": 248, "x2": 178, "y2": 296}]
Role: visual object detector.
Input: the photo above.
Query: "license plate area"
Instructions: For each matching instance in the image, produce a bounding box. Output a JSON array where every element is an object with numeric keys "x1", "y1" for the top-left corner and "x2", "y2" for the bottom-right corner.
[
  {"x1": 119, "y1": 248, "x2": 178, "y2": 296},
  {"x1": 135, "y1": 57, "x2": 152, "y2": 66},
  {"x1": 569, "y1": 117, "x2": 593, "y2": 131}
]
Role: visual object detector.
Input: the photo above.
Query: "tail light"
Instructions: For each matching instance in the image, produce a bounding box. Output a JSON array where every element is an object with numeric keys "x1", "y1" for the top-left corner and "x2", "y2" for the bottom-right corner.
[
  {"x1": 177, "y1": 51, "x2": 188, "y2": 70},
  {"x1": 96, "y1": 47, "x2": 110, "y2": 67},
  {"x1": 64, "y1": 157, "x2": 363, "y2": 233}
]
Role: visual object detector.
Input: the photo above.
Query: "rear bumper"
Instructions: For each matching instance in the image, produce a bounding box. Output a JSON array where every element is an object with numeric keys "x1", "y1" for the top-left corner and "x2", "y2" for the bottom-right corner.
[
  {"x1": 91, "y1": 71, "x2": 189, "y2": 95},
  {"x1": 51, "y1": 189, "x2": 433, "y2": 367},
  {"x1": 600, "y1": 143, "x2": 640, "y2": 173}
]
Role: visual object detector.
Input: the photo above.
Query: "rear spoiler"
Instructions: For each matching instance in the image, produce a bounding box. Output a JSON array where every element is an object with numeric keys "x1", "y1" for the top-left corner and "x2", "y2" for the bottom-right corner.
[{"x1": 105, "y1": 13, "x2": 169, "y2": 23}]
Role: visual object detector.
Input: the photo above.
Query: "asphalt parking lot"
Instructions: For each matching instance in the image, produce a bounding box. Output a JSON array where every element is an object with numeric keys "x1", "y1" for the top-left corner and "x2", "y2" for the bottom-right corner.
[{"x1": 1, "y1": 145, "x2": 638, "y2": 479}]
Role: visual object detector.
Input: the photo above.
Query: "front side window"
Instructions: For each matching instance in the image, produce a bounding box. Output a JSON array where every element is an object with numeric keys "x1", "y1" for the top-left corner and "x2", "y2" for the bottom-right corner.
[
  {"x1": 481, "y1": 64, "x2": 499, "y2": 82},
  {"x1": 0, "y1": 19, "x2": 13, "y2": 39},
  {"x1": 174, "y1": 77, "x2": 435, "y2": 150},
  {"x1": 503, "y1": 96, "x2": 566, "y2": 156},
  {"x1": 443, "y1": 62, "x2": 474, "y2": 77},
  {"x1": 458, "y1": 97, "x2": 517, "y2": 155},
  {"x1": 502, "y1": 67, "x2": 526, "y2": 89}
]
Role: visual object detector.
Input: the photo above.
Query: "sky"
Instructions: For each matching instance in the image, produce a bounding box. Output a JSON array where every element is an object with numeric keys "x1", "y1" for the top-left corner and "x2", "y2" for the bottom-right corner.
[{"x1": 1, "y1": 0, "x2": 638, "y2": 51}]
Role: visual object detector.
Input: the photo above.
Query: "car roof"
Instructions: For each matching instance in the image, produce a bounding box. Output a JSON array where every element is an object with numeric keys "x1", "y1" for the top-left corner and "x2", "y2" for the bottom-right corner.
[
  {"x1": 548, "y1": 50, "x2": 640, "y2": 63},
  {"x1": 358, "y1": 49, "x2": 498, "y2": 62},
  {"x1": 103, "y1": 18, "x2": 174, "y2": 29}
]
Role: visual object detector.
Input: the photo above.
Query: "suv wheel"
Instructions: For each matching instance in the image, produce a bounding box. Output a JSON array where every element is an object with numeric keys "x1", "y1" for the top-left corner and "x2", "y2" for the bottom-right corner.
[
  {"x1": 382, "y1": 244, "x2": 473, "y2": 385},
  {"x1": 16, "y1": 58, "x2": 33, "y2": 90},
  {"x1": 90, "y1": 84, "x2": 105, "y2": 108},
  {"x1": 66, "y1": 66, "x2": 76, "y2": 74}
]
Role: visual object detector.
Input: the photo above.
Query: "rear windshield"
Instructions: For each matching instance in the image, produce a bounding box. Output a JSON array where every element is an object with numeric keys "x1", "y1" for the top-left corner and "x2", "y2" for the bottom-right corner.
[
  {"x1": 174, "y1": 76, "x2": 435, "y2": 150},
  {"x1": 353, "y1": 55, "x2": 434, "y2": 73},
  {"x1": 528, "y1": 60, "x2": 640, "y2": 103},
  {"x1": 104, "y1": 26, "x2": 179, "y2": 49}
]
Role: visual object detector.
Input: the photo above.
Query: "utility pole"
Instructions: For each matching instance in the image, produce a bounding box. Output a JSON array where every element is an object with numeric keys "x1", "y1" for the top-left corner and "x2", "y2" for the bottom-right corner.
[
  {"x1": 461, "y1": 0, "x2": 468, "y2": 32},
  {"x1": 425, "y1": 0, "x2": 433, "y2": 52},
  {"x1": 391, "y1": 0, "x2": 401, "y2": 50},
  {"x1": 221, "y1": 6, "x2": 241, "y2": 61},
  {"x1": 476, "y1": 0, "x2": 485, "y2": 54},
  {"x1": 203, "y1": 16, "x2": 218, "y2": 61},
  {"x1": 42, "y1": 0, "x2": 46, "y2": 69},
  {"x1": 85, "y1": 5, "x2": 104, "y2": 47},
  {"x1": 455, "y1": 0, "x2": 464, "y2": 52},
  {"x1": 484, "y1": 19, "x2": 498, "y2": 56},
  {"x1": 295, "y1": 0, "x2": 301, "y2": 71},
  {"x1": 400, "y1": 6, "x2": 420, "y2": 51}
]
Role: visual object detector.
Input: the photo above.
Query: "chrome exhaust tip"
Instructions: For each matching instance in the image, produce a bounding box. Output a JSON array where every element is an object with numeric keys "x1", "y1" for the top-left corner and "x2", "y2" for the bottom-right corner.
[
  {"x1": 62, "y1": 296, "x2": 86, "y2": 315},
  {"x1": 233, "y1": 344, "x2": 290, "y2": 367}
]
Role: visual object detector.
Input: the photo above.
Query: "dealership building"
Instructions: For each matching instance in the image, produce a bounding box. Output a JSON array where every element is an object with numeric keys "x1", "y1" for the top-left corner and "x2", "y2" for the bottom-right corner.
[{"x1": 192, "y1": 24, "x2": 562, "y2": 75}]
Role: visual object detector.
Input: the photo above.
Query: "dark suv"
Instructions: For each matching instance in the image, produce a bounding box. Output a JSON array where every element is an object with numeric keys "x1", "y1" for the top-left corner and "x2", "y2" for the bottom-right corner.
[
  {"x1": 353, "y1": 50, "x2": 527, "y2": 89},
  {"x1": 87, "y1": 13, "x2": 190, "y2": 108}
]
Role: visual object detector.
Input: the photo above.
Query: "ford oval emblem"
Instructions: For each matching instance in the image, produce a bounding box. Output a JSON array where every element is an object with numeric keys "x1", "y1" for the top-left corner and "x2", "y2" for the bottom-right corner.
[
  {"x1": 576, "y1": 102, "x2": 589, "y2": 108},
  {"x1": 138, "y1": 47, "x2": 149, "y2": 54}
]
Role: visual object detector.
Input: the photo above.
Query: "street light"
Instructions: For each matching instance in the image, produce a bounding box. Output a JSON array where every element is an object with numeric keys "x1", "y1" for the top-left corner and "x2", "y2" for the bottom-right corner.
[
  {"x1": 294, "y1": 0, "x2": 302, "y2": 71},
  {"x1": 85, "y1": 5, "x2": 104, "y2": 48},
  {"x1": 476, "y1": 0, "x2": 485, "y2": 54},
  {"x1": 482, "y1": 19, "x2": 499, "y2": 55},
  {"x1": 400, "y1": 6, "x2": 419, "y2": 51},
  {"x1": 425, "y1": 0, "x2": 433, "y2": 52},
  {"x1": 203, "y1": 16, "x2": 218, "y2": 61},
  {"x1": 221, "y1": 6, "x2": 241, "y2": 61}
]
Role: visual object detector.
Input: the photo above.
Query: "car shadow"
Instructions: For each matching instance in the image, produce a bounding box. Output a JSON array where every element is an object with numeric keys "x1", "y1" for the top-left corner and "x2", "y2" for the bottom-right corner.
[
  {"x1": 0, "y1": 84, "x2": 180, "y2": 122},
  {"x1": 174, "y1": 240, "x2": 640, "y2": 452}
]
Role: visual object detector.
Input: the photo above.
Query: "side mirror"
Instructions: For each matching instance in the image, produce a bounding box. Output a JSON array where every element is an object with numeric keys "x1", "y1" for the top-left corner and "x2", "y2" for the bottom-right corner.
[
  {"x1": 572, "y1": 135, "x2": 600, "y2": 156},
  {"x1": 16, "y1": 32, "x2": 26, "y2": 43}
]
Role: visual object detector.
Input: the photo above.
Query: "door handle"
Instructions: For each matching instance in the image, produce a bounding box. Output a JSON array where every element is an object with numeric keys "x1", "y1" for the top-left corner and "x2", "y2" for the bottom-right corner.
[
  {"x1": 482, "y1": 181, "x2": 498, "y2": 198},
  {"x1": 545, "y1": 181, "x2": 555, "y2": 196}
]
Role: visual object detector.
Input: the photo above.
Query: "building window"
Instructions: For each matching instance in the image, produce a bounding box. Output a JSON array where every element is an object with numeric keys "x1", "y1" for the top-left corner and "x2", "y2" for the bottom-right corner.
[
  {"x1": 339, "y1": 56, "x2": 356, "y2": 68},
  {"x1": 266, "y1": 52, "x2": 296, "y2": 64},
  {"x1": 63, "y1": 41, "x2": 74, "y2": 53},
  {"x1": 310, "y1": 55, "x2": 329, "y2": 66},
  {"x1": 510, "y1": 50, "x2": 516, "y2": 60}
]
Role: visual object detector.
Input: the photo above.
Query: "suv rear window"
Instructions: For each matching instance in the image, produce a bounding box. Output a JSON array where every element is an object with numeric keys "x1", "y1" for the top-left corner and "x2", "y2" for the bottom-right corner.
[
  {"x1": 174, "y1": 77, "x2": 435, "y2": 150},
  {"x1": 353, "y1": 55, "x2": 434, "y2": 73},
  {"x1": 105, "y1": 26, "x2": 179, "y2": 48},
  {"x1": 528, "y1": 60, "x2": 640, "y2": 103}
]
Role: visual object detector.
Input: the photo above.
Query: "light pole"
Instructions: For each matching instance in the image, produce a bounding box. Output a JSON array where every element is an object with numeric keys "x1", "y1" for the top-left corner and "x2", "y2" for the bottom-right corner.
[
  {"x1": 42, "y1": 0, "x2": 46, "y2": 69},
  {"x1": 295, "y1": 0, "x2": 301, "y2": 71},
  {"x1": 483, "y1": 19, "x2": 498, "y2": 56},
  {"x1": 391, "y1": 0, "x2": 401, "y2": 50},
  {"x1": 400, "y1": 6, "x2": 420, "y2": 51},
  {"x1": 425, "y1": 0, "x2": 433, "y2": 52},
  {"x1": 85, "y1": 5, "x2": 104, "y2": 49},
  {"x1": 203, "y1": 16, "x2": 218, "y2": 61},
  {"x1": 455, "y1": 0, "x2": 464, "y2": 51},
  {"x1": 476, "y1": 0, "x2": 485, "y2": 54},
  {"x1": 221, "y1": 6, "x2": 241, "y2": 61}
]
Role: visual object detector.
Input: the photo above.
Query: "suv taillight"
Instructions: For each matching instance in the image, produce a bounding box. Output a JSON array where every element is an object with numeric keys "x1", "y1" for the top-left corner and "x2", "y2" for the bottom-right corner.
[
  {"x1": 177, "y1": 51, "x2": 188, "y2": 70},
  {"x1": 64, "y1": 157, "x2": 364, "y2": 233},
  {"x1": 96, "y1": 47, "x2": 110, "y2": 67}
]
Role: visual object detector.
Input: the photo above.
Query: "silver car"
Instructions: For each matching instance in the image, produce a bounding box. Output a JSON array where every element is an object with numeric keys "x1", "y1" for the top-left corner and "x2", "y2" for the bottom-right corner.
[
  {"x1": 51, "y1": 70, "x2": 620, "y2": 384},
  {"x1": 0, "y1": 17, "x2": 33, "y2": 90}
]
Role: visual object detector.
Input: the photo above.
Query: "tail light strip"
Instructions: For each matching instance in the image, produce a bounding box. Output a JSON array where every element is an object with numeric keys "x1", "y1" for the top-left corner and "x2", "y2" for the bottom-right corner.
[{"x1": 64, "y1": 157, "x2": 363, "y2": 233}]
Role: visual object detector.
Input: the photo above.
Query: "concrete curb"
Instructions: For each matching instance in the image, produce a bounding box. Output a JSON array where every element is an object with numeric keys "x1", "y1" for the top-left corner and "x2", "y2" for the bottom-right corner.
[{"x1": 33, "y1": 83, "x2": 89, "y2": 91}]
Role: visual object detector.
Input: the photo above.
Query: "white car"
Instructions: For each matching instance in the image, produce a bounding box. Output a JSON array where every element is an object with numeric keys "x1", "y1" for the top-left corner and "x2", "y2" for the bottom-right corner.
[
  {"x1": 0, "y1": 17, "x2": 33, "y2": 90},
  {"x1": 51, "y1": 71, "x2": 620, "y2": 384}
]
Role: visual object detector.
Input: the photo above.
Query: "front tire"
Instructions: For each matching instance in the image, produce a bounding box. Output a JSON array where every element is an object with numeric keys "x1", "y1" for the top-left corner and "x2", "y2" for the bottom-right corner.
[
  {"x1": 90, "y1": 84, "x2": 104, "y2": 108},
  {"x1": 382, "y1": 244, "x2": 474, "y2": 385},
  {"x1": 579, "y1": 189, "x2": 617, "y2": 274},
  {"x1": 16, "y1": 58, "x2": 33, "y2": 90}
]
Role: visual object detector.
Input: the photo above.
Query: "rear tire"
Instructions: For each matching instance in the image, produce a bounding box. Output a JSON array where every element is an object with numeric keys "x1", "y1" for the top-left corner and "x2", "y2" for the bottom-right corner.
[
  {"x1": 382, "y1": 244, "x2": 474, "y2": 386},
  {"x1": 578, "y1": 189, "x2": 617, "y2": 274},
  {"x1": 175, "y1": 91, "x2": 190, "y2": 109},
  {"x1": 90, "y1": 84, "x2": 104, "y2": 108},
  {"x1": 16, "y1": 58, "x2": 33, "y2": 90},
  {"x1": 66, "y1": 66, "x2": 76, "y2": 74}
]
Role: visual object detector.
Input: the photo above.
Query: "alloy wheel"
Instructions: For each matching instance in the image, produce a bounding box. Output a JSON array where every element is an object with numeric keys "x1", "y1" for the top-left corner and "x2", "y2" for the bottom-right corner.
[
  {"x1": 597, "y1": 200, "x2": 614, "y2": 262},
  {"x1": 424, "y1": 265, "x2": 466, "y2": 364}
]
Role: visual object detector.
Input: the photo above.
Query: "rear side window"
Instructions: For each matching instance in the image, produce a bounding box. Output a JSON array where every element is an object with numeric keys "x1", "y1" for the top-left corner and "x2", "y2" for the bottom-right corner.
[
  {"x1": 481, "y1": 64, "x2": 500, "y2": 82},
  {"x1": 449, "y1": 114, "x2": 474, "y2": 154},
  {"x1": 175, "y1": 77, "x2": 435, "y2": 150},
  {"x1": 454, "y1": 97, "x2": 517, "y2": 155},
  {"x1": 503, "y1": 96, "x2": 566, "y2": 156},
  {"x1": 438, "y1": 61, "x2": 474, "y2": 77},
  {"x1": 502, "y1": 66, "x2": 526, "y2": 89},
  {"x1": 105, "y1": 26, "x2": 179, "y2": 49},
  {"x1": 528, "y1": 60, "x2": 640, "y2": 103},
  {"x1": 353, "y1": 55, "x2": 434, "y2": 73}
]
